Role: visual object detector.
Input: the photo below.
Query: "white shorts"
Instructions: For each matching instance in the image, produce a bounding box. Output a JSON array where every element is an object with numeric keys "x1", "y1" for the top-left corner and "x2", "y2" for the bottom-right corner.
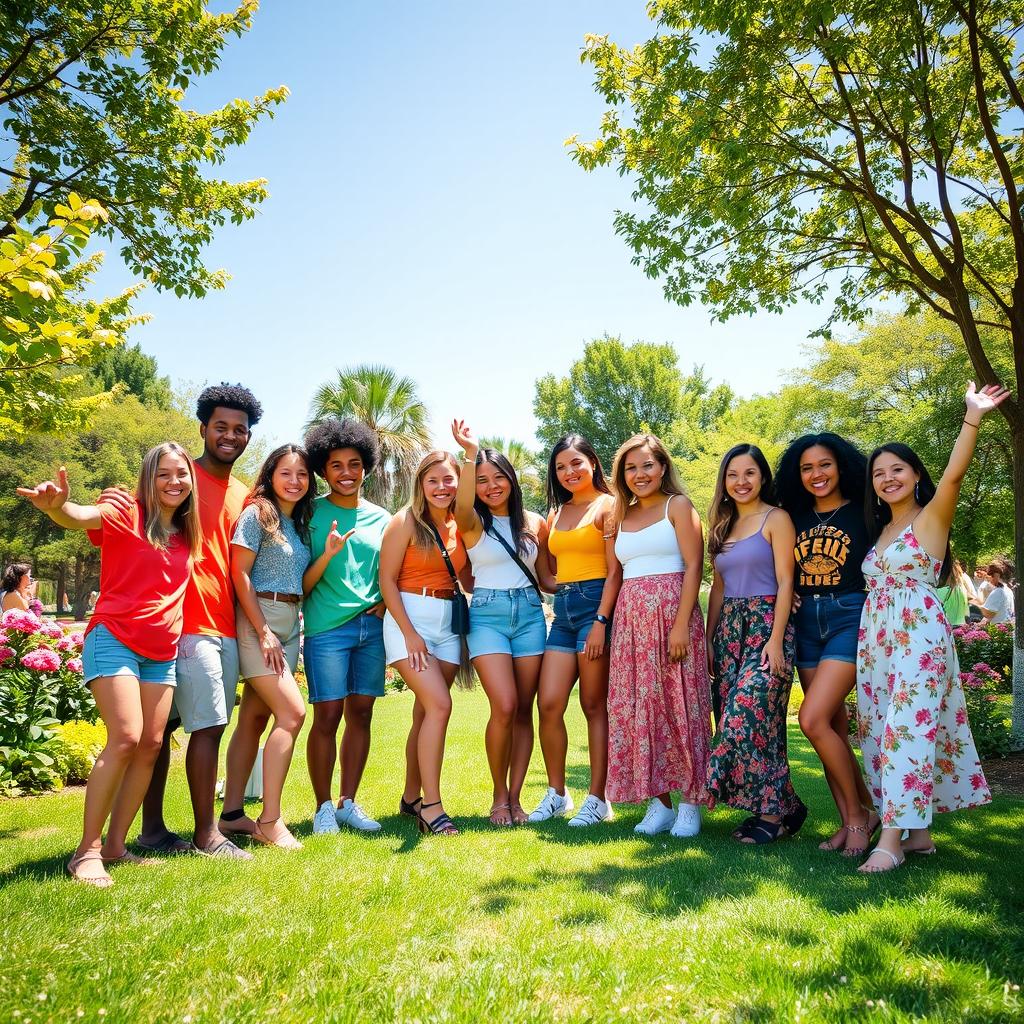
[{"x1": 383, "y1": 593, "x2": 463, "y2": 666}]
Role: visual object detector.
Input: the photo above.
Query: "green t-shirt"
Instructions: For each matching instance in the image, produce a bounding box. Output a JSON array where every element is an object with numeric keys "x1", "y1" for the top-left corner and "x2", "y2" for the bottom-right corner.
[{"x1": 303, "y1": 495, "x2": 390, "y2": 636}]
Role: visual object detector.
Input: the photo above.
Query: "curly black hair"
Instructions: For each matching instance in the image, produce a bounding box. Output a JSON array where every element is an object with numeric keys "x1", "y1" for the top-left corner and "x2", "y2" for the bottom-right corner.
[
  {"x1": 304, "y1": 417, "x2": 380, "y2": 478},
  {"x1": 195, "y1": 383, "x2": 263, "y2": 427},
  {"x1": 775, "y1": 432, "x2": 867, "y2": 517}
]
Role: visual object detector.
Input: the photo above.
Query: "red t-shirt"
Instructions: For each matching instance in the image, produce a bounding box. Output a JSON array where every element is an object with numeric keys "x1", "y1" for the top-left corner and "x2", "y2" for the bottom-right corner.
[
  {"x1": 181, "y1": 463, "x2": 248, "y2": 638},
  {"x1": 86, "y1": 500, "x2": 192, "y2": 662}
]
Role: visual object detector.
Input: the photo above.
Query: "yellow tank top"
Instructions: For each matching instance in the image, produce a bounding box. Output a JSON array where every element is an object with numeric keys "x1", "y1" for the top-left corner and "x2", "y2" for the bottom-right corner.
[{"x1": 548, "y1": 508, "x2": 608, "y2": 583}]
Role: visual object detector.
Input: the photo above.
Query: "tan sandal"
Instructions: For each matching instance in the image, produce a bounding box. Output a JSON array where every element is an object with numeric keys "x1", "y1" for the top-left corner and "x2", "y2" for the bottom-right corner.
[
  {"x1": 857, "y1": 847, "x2": 905, "y2": 874},
  {"x1": 67, "y1": 851, "x2": 114, "y2": 888},
  {"x1": 489, "y1": 802, "x2": 513, "y2": 827},
  {"x1": 252, "y1": 816, "x2": 302, "y2": 850}
]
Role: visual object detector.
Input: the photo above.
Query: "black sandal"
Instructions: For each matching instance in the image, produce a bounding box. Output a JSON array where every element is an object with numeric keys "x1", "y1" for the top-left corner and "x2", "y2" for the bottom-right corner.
[
  {"x1": 737, "y1": 818, "x2": 788, "y2": 844},
  {"x1": 731, "y1": 815, "x2": 762, "y2": 839},
  {"x1": 399, "y1": 796, "x2": 423, "y2": 819},
  {"x1": 416, "y1": 800, "x2": 459, "y2": 836},
  {"x1": 782, "y1": 800, "x2": 808, "y2": 837}
]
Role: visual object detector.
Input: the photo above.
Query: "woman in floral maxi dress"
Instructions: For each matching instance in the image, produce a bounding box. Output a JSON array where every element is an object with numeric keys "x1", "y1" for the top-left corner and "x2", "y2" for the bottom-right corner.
[{"x1": 857, "y1": 382, "x2": 1008, "y2": 873}]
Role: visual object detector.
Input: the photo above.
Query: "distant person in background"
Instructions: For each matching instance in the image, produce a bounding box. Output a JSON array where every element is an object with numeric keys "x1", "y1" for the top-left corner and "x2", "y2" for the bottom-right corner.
[
  {"x1": 1, "y1": 562, "x2": 34, "y2": 612},
  {"x1": 981, "y1": 560, "x2": 1015, "y2": 624},
  {"x1": 87, "y1": 591, "x2": 99, "y2": 613},
  {"x1": 936, "y1": 558, "x2": 973, "y2": 627},
  {"x1": 973, "y1": 566, "x2": 993, "y2": 604}
]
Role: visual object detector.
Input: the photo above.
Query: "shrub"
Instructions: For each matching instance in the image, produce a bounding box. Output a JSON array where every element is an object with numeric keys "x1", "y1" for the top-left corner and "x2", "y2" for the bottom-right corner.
[
  {"x1": 953, "y1": 622, "x2": 1013, "y2": 693},
  {"x1": 960, "y1": 663, "x2": 1013, "y2": 759},
  {"x1": 385, "y1": 666, "x2": 406, "y2": 694},
  {"x1": 52, "y1": 721, "x2": 107, "y2": 785}
]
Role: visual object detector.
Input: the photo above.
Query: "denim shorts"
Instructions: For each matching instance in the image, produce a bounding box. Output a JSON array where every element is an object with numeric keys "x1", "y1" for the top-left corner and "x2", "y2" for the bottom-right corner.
[
  {"x1": 468, "y1": 587, "x2": 547, "y2": 659},
  {"x1": 172, "y1": 634, "x2": 239, "y2": 733},
  {"x1": 82, "y1": 623, "x2": 177, "y2": 686},
  {"x1": 304, "y1": 611, "x2": 386, "y2": 702},
  {"x1": 793, "y1": 591, "x2": 866, "y2": 669},
  {"x1": 546, "y1": 578, "x2": 607, "y2": 654}
]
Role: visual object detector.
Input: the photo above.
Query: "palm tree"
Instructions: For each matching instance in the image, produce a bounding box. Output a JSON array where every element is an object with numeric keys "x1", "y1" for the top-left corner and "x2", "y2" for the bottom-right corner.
[{"x1": 308, "y1": 365, "x2": 430, "y2": 509}]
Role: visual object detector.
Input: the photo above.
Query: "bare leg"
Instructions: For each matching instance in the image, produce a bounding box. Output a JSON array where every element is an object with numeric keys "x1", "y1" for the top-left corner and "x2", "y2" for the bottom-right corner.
[
  {"x1": 339, "y1": 694, "x2": 376, "y2": 802},
  {"x1": 103, "y1": 683, "x2": 174, "y2": 858},
  {"x1": 577, "y1": 651, "x2": 610, "y2": 798},
  {"x1": 474, "y1": 653, "x2": 517, "y2": 820},
  {"x1": 403, "y1": 696, "x2": 426, "y2": 804},
  {"x1": 799, "y1": 666, "x2": 849, "y2": 848},
  {"x1": 220, "y1": 684, "x2": 271, "y2": 833},
  {"x1": 535, "y1": 651, "x2": 578, "y2": 793},
  {"x1": 184, "y1": 724, "x2": 227, "y2": 849},
  {"x1": 306, "y1": 698, "x2": 344, "y2": 807},
  {"x1": 508, "y1": 654, "x2": 542, "y2": 822},
  {"x1": 138, "y1": 720, "x2": 175, "y2": 846}
]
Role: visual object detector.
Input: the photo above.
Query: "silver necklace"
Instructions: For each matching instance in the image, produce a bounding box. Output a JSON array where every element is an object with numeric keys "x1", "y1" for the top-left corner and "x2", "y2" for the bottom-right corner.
[{"x1": 811, "y1": 501, "x2": 846, "y2": 532}]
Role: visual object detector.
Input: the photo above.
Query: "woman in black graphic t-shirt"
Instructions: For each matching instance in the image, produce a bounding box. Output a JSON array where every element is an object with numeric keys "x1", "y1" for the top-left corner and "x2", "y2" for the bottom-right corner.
[{"x1": 776, "y1": 434, "x2": 878, "y2": 857}]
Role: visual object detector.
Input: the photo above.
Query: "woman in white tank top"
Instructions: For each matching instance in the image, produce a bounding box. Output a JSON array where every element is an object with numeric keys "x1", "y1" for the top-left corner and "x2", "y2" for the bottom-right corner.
[
  {"x1": 607, "y1": 433, "x2": 713, "y2": 839},
  {"x1": 451, "y1": 419, "x2": 556, "y2": 825}
]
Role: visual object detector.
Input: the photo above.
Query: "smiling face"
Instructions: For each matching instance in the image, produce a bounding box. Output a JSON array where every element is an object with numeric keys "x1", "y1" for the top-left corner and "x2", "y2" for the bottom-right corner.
[
  {"x1": 201, "y1": 406, "x2": 250, "y2": 467},
  {"x1": 324, "y1": 447, "x2": 364, "y2": 498},
  {"x1": 476, "y1": 460, "x2": 511, "y2": 511},
  {"x1": 799, "y1": 444, "x2": 840, "y2": 503},
  {"x1": 555, "y1": 446, "x2": 595, "y2": 496},
  {"x1": 623, "y1": 444, "x2": 665, "y2": 500},
  {"x1": 155, "y1": 452, "x2": 193, "y2": 511},
  {"x1": 724, "y1": 453, "x2": 764, "y2": 506},
  {"x1": 421, "y1": 458, "x2": 458, "y2": 511},
  {"x1": 271, "y1": 452, "x2": 310, "y2": 506},
  {"x1": 870, "y1": 452, "x2": 919, "y2": 506}
]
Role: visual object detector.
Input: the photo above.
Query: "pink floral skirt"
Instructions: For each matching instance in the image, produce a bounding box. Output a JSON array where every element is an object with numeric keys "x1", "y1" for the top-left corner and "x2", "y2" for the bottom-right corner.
[{"x1": 607, "y1": 573, "x2": 712, "y2": 804}]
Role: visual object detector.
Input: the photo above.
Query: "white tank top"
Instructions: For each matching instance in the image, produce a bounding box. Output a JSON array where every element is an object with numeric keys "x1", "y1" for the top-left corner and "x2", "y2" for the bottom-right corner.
[
  {"x1": 615, "y1": 496, "x2": 686, "y2": 581},
  {"x1": 467, "y1": 516, "x2": 538, "y2": 590}
]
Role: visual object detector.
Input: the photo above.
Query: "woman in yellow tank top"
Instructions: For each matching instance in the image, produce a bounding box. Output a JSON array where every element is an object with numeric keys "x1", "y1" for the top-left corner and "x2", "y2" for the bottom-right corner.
[{"x1": 528, "y1": 434, "x2": 622, "y2": 827}]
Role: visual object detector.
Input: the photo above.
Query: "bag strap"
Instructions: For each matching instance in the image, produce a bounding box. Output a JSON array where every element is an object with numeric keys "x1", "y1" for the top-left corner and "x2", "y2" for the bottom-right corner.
[
  {"x1": 427, "y1": 520, "x2": 463, "y2": 593},
  {"x1": 486, "y1": 523, "x2": 542, "y2": 596}
]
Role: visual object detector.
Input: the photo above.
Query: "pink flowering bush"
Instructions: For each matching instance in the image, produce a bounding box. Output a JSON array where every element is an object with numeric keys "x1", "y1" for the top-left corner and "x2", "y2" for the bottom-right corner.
[
  {"x1": 0, "y1": 610, "x2": 96, "y2": 796},
  {"x1": 953, "y1": 621, "x2": 1012, "y2": 693}
]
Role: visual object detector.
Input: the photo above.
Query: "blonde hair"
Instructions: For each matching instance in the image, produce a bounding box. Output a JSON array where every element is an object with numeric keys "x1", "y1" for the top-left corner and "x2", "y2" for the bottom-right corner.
[
  {"x1": 610, "y1": 433, "x2": 687, "y2": 525},
  {"x1": 135, "y1": 442, "x2": 202, "y2": 557},
  {"x1": 407, "y1": 450, "x2": 460, "y2": 549}
]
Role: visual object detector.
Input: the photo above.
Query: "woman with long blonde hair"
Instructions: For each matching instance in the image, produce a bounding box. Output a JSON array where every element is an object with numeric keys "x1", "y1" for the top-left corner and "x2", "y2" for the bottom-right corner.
[
  {"x1": 18, "y1": 442, "x2": 201, "y2": 888},
  {"x1": 380, "y1": 451, "x2": 473, "y2": 835},
  {"x1": 607, "y1": 434, "x2": 712, "y2": 838}
]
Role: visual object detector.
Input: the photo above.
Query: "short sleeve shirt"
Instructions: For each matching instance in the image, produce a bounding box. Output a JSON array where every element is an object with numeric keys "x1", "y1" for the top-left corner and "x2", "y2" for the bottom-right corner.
[
  {"x1": 303, "y1": 497, "x2": 390, "y2": 636},
  {"x1": 230, "y1": 504, "x2": 310, "y2": 596},
  {"x1": 86, "y1": 500, "x2": 192, "y2": 661},
  {"x1": 984, "y1": 586, "x2": 1015, "y2": 624},
  {"x1": 792, "y1": 502, "x2": 870, "y2": 596}
]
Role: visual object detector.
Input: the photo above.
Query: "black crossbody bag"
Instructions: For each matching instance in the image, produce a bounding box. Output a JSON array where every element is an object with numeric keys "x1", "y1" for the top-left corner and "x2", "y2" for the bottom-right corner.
[
  {"x1": 485, "y1": 524, "x2": 542, "y2": 597},
  {"x1": 427, "y1": 522, "x2": 470, "y2": 635}
]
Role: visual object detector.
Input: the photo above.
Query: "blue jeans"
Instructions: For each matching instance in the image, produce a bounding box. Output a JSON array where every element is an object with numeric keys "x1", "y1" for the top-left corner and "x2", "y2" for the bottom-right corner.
[
  {"x1": 793, "y1": 591, "x2": 865, "y2": 669},
  {"x1": 546, "y1": 578, "x2": 607, "y2": 654},
  {"x1": 304, "y1": 611, "x2": 386, "y2": 702},
  {"x1": 468, "y1": 587, "x2": 547, "y2": 658}
]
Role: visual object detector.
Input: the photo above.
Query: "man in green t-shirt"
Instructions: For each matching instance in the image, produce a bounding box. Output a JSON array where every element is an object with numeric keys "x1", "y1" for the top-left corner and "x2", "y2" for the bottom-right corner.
[{"x1": 302, "y1": 418, "x2": 391, "y2": 834}]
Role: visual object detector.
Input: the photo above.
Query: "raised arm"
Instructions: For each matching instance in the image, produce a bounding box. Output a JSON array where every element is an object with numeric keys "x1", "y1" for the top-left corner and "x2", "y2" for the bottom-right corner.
[
  {"x1": 16, "y1": 467, "x2": 101, "y2": 531},
  {"x1": 450, "y1": 419, "x2": 484, "y2": 545},
  {"x1": 668, "y1": 495, "x2": 705, "y2": 663},
  {"x1": 917, "y1": 383, "x2": 1010, "y2": 553}
]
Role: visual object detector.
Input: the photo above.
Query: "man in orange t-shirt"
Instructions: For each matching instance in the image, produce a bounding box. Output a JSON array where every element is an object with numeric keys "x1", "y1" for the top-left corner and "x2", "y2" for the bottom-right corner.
[{"x1": 136, "y1": 384, "x2": 263, "y2": 859}]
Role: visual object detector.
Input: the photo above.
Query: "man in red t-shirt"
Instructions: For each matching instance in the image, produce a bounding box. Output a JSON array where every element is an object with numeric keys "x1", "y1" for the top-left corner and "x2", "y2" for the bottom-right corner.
[{"x1": 135, "y1": 384, "x2": 263, "y2": 858}]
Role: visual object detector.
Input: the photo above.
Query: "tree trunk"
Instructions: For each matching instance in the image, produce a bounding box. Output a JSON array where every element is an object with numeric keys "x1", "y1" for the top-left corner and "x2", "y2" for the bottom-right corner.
[
  {"x1": 1012, "y1": 430, "x2": 1024, "y2": 748},
  {"x1": 72, "y1": 554, "x2": 88, "y2": 620},
  {"x1": 55, "y1": 562, "x2": 67, "y2": 614}
]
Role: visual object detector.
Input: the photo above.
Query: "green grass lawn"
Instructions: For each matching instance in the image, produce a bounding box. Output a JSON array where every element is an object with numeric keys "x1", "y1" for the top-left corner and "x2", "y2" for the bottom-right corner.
[{"x1": 1, "y1": 688, "x2": 1022, "y2": 1024}]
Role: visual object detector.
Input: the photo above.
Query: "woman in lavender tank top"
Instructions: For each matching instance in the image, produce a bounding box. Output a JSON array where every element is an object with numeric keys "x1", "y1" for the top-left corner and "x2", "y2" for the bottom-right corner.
[{"x1": 705, "y1": 445, "x2": 807, "y2": 843}]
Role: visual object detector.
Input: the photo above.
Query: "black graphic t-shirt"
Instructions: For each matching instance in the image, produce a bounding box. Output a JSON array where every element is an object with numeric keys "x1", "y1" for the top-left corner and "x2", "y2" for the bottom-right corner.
[{"x1": 792, "y1": 502, "x2": 870, "y2": 596}]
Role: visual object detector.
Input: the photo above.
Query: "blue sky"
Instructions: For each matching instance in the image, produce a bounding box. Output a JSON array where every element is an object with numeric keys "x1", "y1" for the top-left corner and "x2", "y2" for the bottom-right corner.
[{"x1": 96, "y1": 2, "x2": 832, "y2": 451}]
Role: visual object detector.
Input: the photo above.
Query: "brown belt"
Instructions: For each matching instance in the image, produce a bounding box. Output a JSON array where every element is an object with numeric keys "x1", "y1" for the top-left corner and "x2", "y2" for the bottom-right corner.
[
  {"x1": 399, "y1": 586, "x2": 455, "y2": 600},
  {"x1": 255, "y1": 591, "x2": 300, "y2": 604}
]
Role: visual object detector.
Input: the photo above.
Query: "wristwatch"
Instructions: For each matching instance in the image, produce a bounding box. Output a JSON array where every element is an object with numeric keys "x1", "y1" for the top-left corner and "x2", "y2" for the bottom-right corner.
[{"x1": 594, "y1": 613, "x2": 610, "y2": 626}]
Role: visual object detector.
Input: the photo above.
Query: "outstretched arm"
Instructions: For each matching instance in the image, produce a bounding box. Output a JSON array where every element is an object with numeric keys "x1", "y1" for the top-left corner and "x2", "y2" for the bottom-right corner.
[{"x1": 16, "y1": 467, "x2": 101, "y2": 531}]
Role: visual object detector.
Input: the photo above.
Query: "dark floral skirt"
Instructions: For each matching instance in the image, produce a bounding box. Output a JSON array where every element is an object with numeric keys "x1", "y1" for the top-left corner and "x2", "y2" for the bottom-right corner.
[{"x1": 706, "y1": 596, "x2": 801, "y2": 816}]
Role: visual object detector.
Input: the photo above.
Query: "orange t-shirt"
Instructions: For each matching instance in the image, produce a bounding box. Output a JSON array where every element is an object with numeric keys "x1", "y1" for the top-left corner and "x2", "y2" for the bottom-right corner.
[
  {"x1": 181, "y1": 463, "x2": 248, "y2": 638},
  {"x1": 86, "y1": 500, "x2": 192, "y2": 662},
  {"x1": 397, "y1": 519, "x2": 467, "y2": 592}
]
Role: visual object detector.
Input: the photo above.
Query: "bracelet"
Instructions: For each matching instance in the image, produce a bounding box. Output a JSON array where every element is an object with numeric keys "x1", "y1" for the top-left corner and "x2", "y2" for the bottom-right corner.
[
  {"x1": 963, "y1": 417, "x2": 981, "y2": 429},
  {"x1": 594, "y1": 613, "x2": 610, "y2": 626}
]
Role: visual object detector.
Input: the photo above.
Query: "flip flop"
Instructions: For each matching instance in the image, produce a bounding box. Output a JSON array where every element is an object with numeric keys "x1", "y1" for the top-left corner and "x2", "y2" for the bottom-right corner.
[
  {"x1": 135, "y1": 831, "x2": 193, "y2": 855},
  {"x1": 192, "y1": 837, "x2": 253, "y2": 860}
]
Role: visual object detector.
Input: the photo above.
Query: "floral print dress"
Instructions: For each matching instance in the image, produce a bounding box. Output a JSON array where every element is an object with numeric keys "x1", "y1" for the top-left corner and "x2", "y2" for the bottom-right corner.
[{"x1": 856, "y1": 526, "x2": 991, "y2": 828}]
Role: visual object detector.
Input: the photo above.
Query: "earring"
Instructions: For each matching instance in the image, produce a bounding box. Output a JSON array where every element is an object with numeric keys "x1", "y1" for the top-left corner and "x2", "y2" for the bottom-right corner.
[{"x1": 914, "y1": 482, "x2": 920, "y2": 502}]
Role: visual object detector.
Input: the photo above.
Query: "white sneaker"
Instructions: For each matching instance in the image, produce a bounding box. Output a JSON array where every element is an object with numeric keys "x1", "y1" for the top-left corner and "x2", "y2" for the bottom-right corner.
[
  {"x1": 312, "y1": 800, "x2": 340, "y2": 834},
  {"x1": 670, "y1": 801, "x2": 702, "y2": 838},
  {"x1": 568, "y1": 794, "x2": 613, "y2": 827},
  {"x1": 635, "y1": 798, "x2": 675, "y2": 835},
  {"x1": 336, "y1": 798, "x2": 382, "y2": 833},
  {"x1": 527, "y1": 787, "x2": 575, "y2": 822}
]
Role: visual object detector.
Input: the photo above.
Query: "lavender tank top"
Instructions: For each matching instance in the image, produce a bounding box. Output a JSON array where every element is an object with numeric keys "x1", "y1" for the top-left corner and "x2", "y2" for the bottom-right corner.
[{"x1": 714, "y1": 512, "x2": 779, "y2": 598}]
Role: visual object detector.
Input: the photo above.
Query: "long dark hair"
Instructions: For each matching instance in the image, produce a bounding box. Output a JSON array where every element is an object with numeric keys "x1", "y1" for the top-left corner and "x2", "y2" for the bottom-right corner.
[
  {"x1": 545, "y1": 434, "x2": 611, "y2": 509},
  {"x1": 246, "y1": 443, "x2": 315, "y2": 543},
  {"x1": 775, "y1": 432, "x2": 867, "y2": 516},
  {"x1": 1, "y1": 562, "x2": 30, "y2": 593},
  {"x1": 865, "y1": 442, "x2": 951, "y2": 585},
  {"x1": 708, "y1": 444, "x2": 776, "y2": 557},
  {"x1": 475, "y1": 448, "x2": 535, "y2": 555}
]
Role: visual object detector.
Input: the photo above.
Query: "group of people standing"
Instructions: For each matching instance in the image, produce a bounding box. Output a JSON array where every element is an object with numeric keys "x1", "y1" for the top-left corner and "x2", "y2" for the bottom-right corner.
[{"x1": 16, "y1": 379, "x2": 1009, "y2": 887}]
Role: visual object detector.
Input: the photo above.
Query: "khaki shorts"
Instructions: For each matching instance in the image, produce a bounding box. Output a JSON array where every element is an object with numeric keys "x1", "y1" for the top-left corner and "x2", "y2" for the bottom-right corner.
[{"x1": 236, "y1": 597, "x2": 301, "y2": 679}]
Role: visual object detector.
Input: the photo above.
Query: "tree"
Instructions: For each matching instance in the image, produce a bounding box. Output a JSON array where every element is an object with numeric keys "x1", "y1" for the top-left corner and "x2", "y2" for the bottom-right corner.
[
  {"x1": 307, "y1": 365, "x2": 431, "y2": 510},
  {"x1": 572, "y1": 1, "x2": 1024, "y2": 740},
  {"x1": 533, "y1": 335, "x2": 728, "y2": 467},
  {"x1": 0, "y1": 2, "x2": 288, "y2": 298},
  {"x1": 89, "y1": 342, "x2": 171, "y2": 409}
]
